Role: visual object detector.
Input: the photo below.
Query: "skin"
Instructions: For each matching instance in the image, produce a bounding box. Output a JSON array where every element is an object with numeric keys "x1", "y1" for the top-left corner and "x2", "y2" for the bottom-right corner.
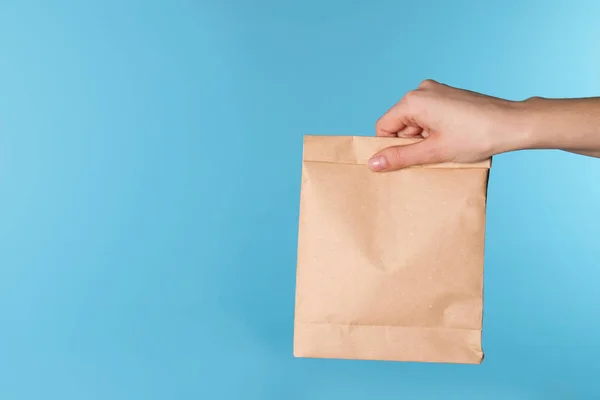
[{"x1": 368, "y1": 79, "x2": 600, "y2": 171}]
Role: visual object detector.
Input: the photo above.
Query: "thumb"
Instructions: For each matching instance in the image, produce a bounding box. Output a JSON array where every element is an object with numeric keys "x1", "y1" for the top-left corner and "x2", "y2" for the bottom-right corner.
[{"x1": 368, "y1": 139, "x2": 443, "y2": 171}]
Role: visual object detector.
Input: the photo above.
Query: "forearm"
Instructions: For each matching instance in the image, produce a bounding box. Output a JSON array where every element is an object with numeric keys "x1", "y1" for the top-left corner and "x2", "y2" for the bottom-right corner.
[{"x1": 509, "y1": 97, "x2": 600, "y2": 156}]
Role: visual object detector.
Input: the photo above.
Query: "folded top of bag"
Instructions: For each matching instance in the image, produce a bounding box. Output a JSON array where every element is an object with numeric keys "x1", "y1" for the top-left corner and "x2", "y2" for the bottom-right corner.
[{"x1": 303, "y1": 135, "x2": 491, "y2": 169}]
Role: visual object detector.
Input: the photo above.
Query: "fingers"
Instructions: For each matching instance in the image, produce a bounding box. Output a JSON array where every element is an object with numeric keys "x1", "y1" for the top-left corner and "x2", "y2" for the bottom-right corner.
[
  {"x1": 375, "y1": 89, "x2": 424, "y2": 137},
  {"x1": 375, "y1": 98, "x2": 410, "y2": 137},
  {"x1": 397, "y1": 125, "x2": 423, "y2": 138},
  {"x1": 376, "y1": 79, "x2": 443, "y2": 137},
  {"x1": 371, "y1": 79, "x2": 451, "y2": 171},
  {"x1": 368, "y1": 139, "x2": 444, "y2": 171}
]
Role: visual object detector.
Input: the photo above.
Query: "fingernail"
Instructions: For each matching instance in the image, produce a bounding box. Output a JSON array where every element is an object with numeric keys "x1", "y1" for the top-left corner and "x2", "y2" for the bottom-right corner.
[{"x1": 368, "y1": 155, "x2": 388, "y2": 171}]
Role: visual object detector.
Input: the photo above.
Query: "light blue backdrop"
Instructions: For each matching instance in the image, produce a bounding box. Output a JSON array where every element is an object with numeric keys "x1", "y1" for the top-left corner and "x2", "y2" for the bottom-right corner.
[{"x1": 1, "y1": 0, "x2": 599, "y2": 399}]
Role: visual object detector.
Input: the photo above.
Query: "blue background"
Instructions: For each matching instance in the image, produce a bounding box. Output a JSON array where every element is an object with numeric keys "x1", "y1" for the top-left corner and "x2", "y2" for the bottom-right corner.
[{"x1": 1, "y1": 0, "x2": 599, "y2": 398}]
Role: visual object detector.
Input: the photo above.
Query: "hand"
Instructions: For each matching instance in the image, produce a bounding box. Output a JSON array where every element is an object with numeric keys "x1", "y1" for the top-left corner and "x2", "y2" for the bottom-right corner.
[{"x1": 368, "y1": 80, "x2": 528, "y2": 171}]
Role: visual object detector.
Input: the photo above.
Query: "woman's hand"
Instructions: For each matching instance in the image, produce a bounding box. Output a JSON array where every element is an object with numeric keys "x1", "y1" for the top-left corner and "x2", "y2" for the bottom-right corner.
[
  {"x1": 368, "y1": 79, "x2": 528, "y2": 171},
  {"x1": 368, "y1": 79, "x2": 600, "y2": 171}
]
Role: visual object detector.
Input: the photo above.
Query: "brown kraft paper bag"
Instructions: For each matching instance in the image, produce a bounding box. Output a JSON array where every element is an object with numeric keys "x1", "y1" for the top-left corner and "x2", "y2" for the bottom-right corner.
[{"x1": 294, "y1": 135, "x2": 491, "y2": 364}]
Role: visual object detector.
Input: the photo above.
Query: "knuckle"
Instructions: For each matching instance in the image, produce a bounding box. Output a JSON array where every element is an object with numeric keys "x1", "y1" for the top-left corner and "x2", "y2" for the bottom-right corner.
[{"x1": 419, "y1": 79, "x2": 438, "y2": 89}]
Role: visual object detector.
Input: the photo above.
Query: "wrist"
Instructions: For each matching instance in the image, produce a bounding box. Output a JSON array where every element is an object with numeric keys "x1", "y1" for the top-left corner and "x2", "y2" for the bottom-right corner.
[
  {"x1": 489, "y1": 99, "x2": 539, "y2": 155},
  {"x1": 516, "y1": 97, "x2": 549, "y2": 149}
]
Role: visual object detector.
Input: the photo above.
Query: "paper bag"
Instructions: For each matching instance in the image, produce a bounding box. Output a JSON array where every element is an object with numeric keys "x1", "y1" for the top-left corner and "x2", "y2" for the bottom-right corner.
[{"x1": 293, "y1": 135, "x2": 490, "y2": 364}]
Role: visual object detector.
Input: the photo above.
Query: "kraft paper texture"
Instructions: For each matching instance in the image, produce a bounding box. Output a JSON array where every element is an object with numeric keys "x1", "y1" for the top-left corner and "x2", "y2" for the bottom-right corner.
[{"x1": 294, "y1": 135, "x2": 490, "y2": 364}]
